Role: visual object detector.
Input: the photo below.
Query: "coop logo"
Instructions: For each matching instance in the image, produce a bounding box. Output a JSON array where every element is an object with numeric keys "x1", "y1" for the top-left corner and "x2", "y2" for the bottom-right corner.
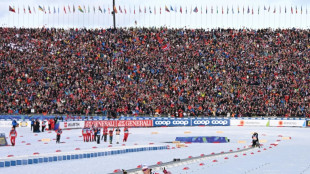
[
  {"x1": 172, "y1": 120, "x2": 189, "y2": 126},
  {"x1": 154, "y1": 121, "x2": 171, "y2": 126},
  {"x1": 193, "y1": 120, "x2": 210, "y2": 125},
  {"x1": 192, "y1": 119, "x2": 229, "y2": 126}
]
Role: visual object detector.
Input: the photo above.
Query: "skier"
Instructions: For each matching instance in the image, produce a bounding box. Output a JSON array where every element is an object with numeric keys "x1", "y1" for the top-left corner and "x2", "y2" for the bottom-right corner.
[
  {"x1": 252, "y1": 132, "x2": 259, "y2": 148},
  {"x1": 92, "y1": 125, "x2": 97, "y2": 142},
  {"x1": 109, "y1": 128, "x2": 114, "y2": 144},
  {"x1": 9, "y1": 127, "x2": 17, "y2": 146},
  {"x1": 123, "y1": 126, "x2": 129, "y2": 142},
  {"x1": 96, "y1": 127, "x2": 101, "y2": 144},
  {"x1": 55, "y1": 128, "x2": 62, "y2": 143},
  {"x1": 115, "y1": 127, "x2": 121, "y2": 144},
  {"x1": 31, "y1": 119, "x2": 34, "y2": 131},
  {"x1": 102, "y1": 126, "x2": 108, "y2": 142},
  {"x1": 12, "y1": 119, "x2": 17, "y2": 129},
  {"x1": 42, "y1": 120, "x2": 47, "y2": 132},
  {"x1": 86, "y1": 127, "x2": 91, "y2": 142},
  {"x1": 90, "y1": 128, "x2": 95, "y2": 142},
  {"x1": 82, "y1": 127, "x2": 87, "y2": 142}
]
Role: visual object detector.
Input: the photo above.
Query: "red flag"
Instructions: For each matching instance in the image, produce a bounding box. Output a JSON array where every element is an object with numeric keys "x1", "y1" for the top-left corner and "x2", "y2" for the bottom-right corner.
[
  {"x1": 64, "y1": 6, "x2": 66, "y2": 14},
  {"x1": 9, "y1": 6, "x2": 15, "y2": 13},
  {"x1": 180, "y1": 6, "x2": 182, "y2": 13},
  {"x1": 28, "y1": 6, "x2": 31, "y2": 14},
  {"x1": 160, "y1": 7, "x2": 161, "y2": 14}
]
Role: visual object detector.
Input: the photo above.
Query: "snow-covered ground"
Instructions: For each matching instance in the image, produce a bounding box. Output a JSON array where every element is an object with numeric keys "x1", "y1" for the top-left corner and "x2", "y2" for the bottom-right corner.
[{"x1": 0, "y1": 126, "x2": 309, "y2": 174}]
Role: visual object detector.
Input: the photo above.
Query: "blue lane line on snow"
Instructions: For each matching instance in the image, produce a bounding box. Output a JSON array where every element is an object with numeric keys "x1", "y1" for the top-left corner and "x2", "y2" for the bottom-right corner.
[{"x1": 0, "y1": 145, "x2": 167, "y2": 168}]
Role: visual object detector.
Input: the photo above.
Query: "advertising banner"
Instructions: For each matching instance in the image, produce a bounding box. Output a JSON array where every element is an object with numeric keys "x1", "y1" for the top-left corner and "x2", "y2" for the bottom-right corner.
[
  {"x1": 84, "y1": 120, "x2": 153, "y2": 128},
  {"x1": 0, "y1": 133, "x2": 8, "y2": 146},
  {"x1": 230, "y1": 120, "x2": 269, "y2": 126},
  {"x1": 307, "y1": 120, "x2": 310, "y2": 127},
  {"x1": 191, "y1": 119, "x2": 230, "y2": 126},
  {"x1": 269, "y1": 120, "x2": 306, "y2": 127},
  {"x1": 59, "y1": 121, "x2": 84, "y2": 129},
  {"x1": 0, "y1": 121, "x2": 13, "y2": 128},
  {"x1": 153, "y1": 119, "x2": 191, "y2": 127}
]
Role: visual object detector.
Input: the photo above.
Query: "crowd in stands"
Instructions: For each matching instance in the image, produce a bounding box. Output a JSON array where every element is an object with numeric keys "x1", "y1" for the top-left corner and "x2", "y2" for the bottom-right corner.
[{"x1": 0, "y1": 27, "x2": 309, "y2": 117}]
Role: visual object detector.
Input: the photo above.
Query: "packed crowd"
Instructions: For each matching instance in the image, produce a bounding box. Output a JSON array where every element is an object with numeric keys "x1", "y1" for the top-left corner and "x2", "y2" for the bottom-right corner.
[{"x1": 0, "y1": 27, "x2": 309, "y2": 117}]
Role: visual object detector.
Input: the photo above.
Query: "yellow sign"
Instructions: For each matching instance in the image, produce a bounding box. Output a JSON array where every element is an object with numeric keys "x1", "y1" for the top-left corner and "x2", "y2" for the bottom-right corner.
[{"x1": 41, "y1": 138, "x2": 51, "y2": 142}]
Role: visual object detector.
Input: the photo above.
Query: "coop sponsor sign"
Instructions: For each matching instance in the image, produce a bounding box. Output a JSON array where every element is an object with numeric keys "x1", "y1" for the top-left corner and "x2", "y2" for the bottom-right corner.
[
  {"x1": 84, "y1": 120, "x2": 153, "y2": 128},
  {"x1": 191, "y1": 119, "x2": 230, "y2": 126},
  {"x1": 153, "y1": 119, "x2": 191, "y2": 127},
  {"x1": 269, "y1": 120, "x2": 305, "y2": 127}
]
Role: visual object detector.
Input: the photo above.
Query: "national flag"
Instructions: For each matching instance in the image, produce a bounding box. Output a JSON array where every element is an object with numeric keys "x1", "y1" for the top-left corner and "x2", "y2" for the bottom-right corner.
[
  {"x1": 149, "y1": 6, "x2": 152, "y2": 13},
  {"x1": 264, "y1": 6, "x2": 267, "y2": 10},
  {"x1": 227, "y1": 6, "x2": 229, "y2": 14},
  {"x1": 58, "y1": 7, "x2": 59, "y2": 14},
  {"x1": 238, "y1": 6, "x2": 239, "y2": 13},
  {"x1": 301, "y1": 6, "x2": 302, "y2": 14},
  {"x1": 88, "y1": 6, "x2": 90, "y2": 13},
  {"x1": 186, "y1": 6, "x2": 187, "y2": 14},
  {"x1": 83, "y1": 5, "x2": 86, "y2": 13},
  {"x1": 33, "y1": 6, "x2": 36, "y2": 14},
  {"x1": 119, "y1": 6, "x2": 122, "y2": 13},
  {"x1": 217, "y1": 6, "x2": 218, "y2": 14},
  {"x1": 247, "y1": 6, "x2": 250, "y2": 13},
  {"x1": 268, "y1": 6, "x2": 270, "y2": 12},
  {"x1": 243, "y1": 6, "x2": 244, "y2": 14},
  {"x1": 160, "y1": 7, "x2": 161, "y2": 14},
  {"x1": 296, "y1": 6, "x2": 297, "y2": 14},
  {"x1": 23, "y1": 6, "x2": 25, "y2": 13},
  {"x1": 170, "y1": 6, "x2": 173, "y2": 12},
  {"x1": 99, "y1": 6, "x2": 102, "y2": 13},
  {"x1": 273, "y1": 6, "x2": 276, "y2": 13},
  {"x1": 201, "y1": 6, "x2": 202, "y2": 14},
  {"x1": 144, "y1": 6, "x2": 146, "y2": 13},
  {"x1": 78, "y1": 5, "x2": 84, "y2": 13},
  {"x1": 285, "y1": 6, "x2": 286, "y2": 13},
  {"x1": 9, "y1": 6, "x2": 15, "y2": 13},
  {"x1": 68, "y1": 5, "x2": 71, "y2": 13},
  {"x1": 258, "y1": 6, "x2": 260, "y2": 14},
  {"x1": 206, "y1": 6, "x2": 207, "y2": 14},
  {"x1": 232, "y1": 6, "x2": 234, "y2": 14},
  {"x1": 139, "y1": 6, "x2": 142, "y2": 13},
  {"x1": 113, "y1": 6, "x2": 117, "y2": 13},
  {"x1": 193, "y1": 6, "x2": 198, "y2": 13},
  {"x1": 18, "y1": 7, "x2": 19, "y2": 14},
  {"x1": 279, "y1": 6, "x2": 281, "y2": 14},
  {"x1": 134, "y1": 6, "x2": 135, "y2": 14},
  {"x1": 165, "y1": 5, "x2": 169, "y2": 12},
  {"x1": 108, "y1": 8, "x2": 110, "y2": 14},
  {"x1": 54, "y1": 7, "x2": 56, "y2": 14},
  {"x1": 154, "y1": 6, "x2": 156, "y2": 14},
  {"x1": 175, "y1": 5, "x2": 177, "y2": 12},
  {"x1": 222, "y1": 6, "x2": 223, "y2": 14},
  {"x1": 180, "y1": 6, "x2": 182, "y2": 14},
  {"x1": 73, "y1": 5, "x2": 75, "y2": 13},
  {"x1": 64, "y1": 6, "x2": 66, "y2": 14},
  {"x1": 93, "y1": 6, "x2": 95, "y2": 13},
  {"x1": 161, "y1": 43, "x2": 170, "y2": 51},
  {"x1": 28, "y1": 6, "x2": 31, "y2": 14},
  {"x1": 48, "y1": 6, "x2": 51, "y2": 14},
  {"x1": 104, "y1": 7, "x2": 106, "y2": 14},
  {"x1": 252, "y1": 7, "x2": 254, "y2": 14},
  {"x1": 211, "y1": 6, "x2": 213, "y2": 14}
]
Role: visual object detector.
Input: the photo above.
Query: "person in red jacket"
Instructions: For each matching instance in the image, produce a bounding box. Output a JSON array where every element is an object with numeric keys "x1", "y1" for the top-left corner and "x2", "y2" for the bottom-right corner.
[
  {"x1": 9, "y1": 127, "x2": 17, "y2": 146},
  {"x1": 51, "y1": 119, "x2": 55, "y2": 130},
  {"x1": 123, "y1": 126, "x2": 129, "y2": 142},
  {"x1": 109, "y1": 128, "x2": 114, "y2": 144},
  {"x1": 86, "y1": 128, "x2": 91, "y2": 142},
  {"x1": 55, "y1": 128, "x2": 62, "y2": 143},
  {"x1": 101, "y1": 126, "x2": 108, "y2": 142},
  {"x1": 82, "y1": 127, "x2": 87, "y2": 142}
]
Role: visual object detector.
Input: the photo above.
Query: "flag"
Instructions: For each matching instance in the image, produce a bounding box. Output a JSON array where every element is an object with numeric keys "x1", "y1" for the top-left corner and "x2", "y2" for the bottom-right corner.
[
  {"x1": 285, "y1": 6, "x2": 286, "y2": 13},
  {"x1": 165, "y1": 5, "x2": 169, "y2": 12},
  {"x1": 201, "y1": 6, "x2": 202, "y2": 14},
  {"x1": 9, "y1": 6, "x2": 15, "y2": 13},
  {"x1": 139, "y1": 6, "x2": 142, "y2": 13},
  {"x1": 93, "y1": 6, "x2": 95, "y2": 13},
  {"x1": 104, "y1": 7, "x2": 106, "y2": 14},
  {"x1": 88, "y1": 6, "x2": 90, "y2": 13},
  {"x1": 48, "y1": 6, "x2": 51, "y2": 14},
  {"x1": 180, "y1": 6, "x2": 182, "y2": 14},
  {"x1": 64, "y1": 6, "x2": 66, "y2": 14},
  {"x1": 211, "y1": 6, "x2": 213, "y2": 14},
  {"x1": 227, "y1": 6, "x2": 229, "y2": 14},
  {"x1": 162, "y1": 43, "x2": 170, "y2": 51},
  {"x1": 108, "y1": 8, "x2": 110, "y2": 14},
  {"x1": 119, "y1": 6, "x2": 122, "y2": 13},
  {"x1": 301, "y1": 6, "x2": 302, "y2": 14},
  {"x1": 258, "y1": 6, "x2": 260, "y2": 14},
  {"x1": 170, "y1": 6, "x2": 173, "y2": 11},
  {"x1": 33, "y1": 6, "x2": 36, "y2": 14},
  {"x1": 78, "y1": 5, "x2": 84, "y2": 13},
  {"x1": 54, "y1": 7, "x2": 56, "y2": 14},
  {"x1": 154, "y1": 6, "x2": 156, "y2": 14},
  {"x1": 279, "y1": 6, "x2": 281, "y2": 14},
  {"x1": 99, "y1": 6, "x2": 102, "y2": 13},
  {"x1": 252, "y1": 7, "x2": 253, "y2": 15},
  {"x1": 264, "y1": 6, "x2": 266, "y2": 10},
  {"x1": 186, "y1": 6, "x2": 187, "y2": 14},
  {"x1": 296, "y1": 6, "x2": 297, "y2": 14},
  {"x1": 23, "y1": 6, "x2": 25, "y2": 13},
  {"x1": 28, "y1": 6, "x2": 31, "y2": 14},
  {"x1": 273, "y1": 6, "x2": 276, "y2": 13},
  {"x1": 175, "y1": 5, "x2": 177, "y2": 12},
  {"x1": 243, "y1": 6, "x2": 244, "y2": 14},
  {"x1": 144, "y1": 6, "x2": 146, "y2": 13},
  {"x1": 113, "y1": 6, "x2": 118, "y2": 13},
  {"x1": 247, "y1": 6, "x2": 250, "y2": 13},
  {"x1": 83, "y1": 5, "x2": 86, "y2": 13},
  {"x1": 149, "y1": 6, "x2": 152, "y2": 13},
  {"x1": 18, "y1": 7, "x2": 19, "y2": 14},
  {"x1": 193, "y1": 6, "x2": 198, "y2": 13},
  {"x1": 238, "y1": 6, "x2": 239, "y2": 13},
  {"x1": 68, "y1": 5, "x2": 71, "y2": 13},
  {"x1": 217, "y1": 6, "x2": 218, "y2": 14},
  {"x1": 58, "y1": 7, "x2": 59, "y2": 14},
  {"x1": 134, "y1": 6, "x2": 135, "y2": 14},
  {"x1": 232, "y1": 6, "x2": 234, "y2": 14},
  {"x1": 222, "y1": 6, "x2": 224, "y2": 14},
  {"x1": 73, "y1": 5, "x2": 75, "y2": 13},
  {"x1": 206, "y1": 6, "x2": 207, "y2": 14},
  {"x1": 160, "y1": 7, "x2": 161, "y2": 14}
]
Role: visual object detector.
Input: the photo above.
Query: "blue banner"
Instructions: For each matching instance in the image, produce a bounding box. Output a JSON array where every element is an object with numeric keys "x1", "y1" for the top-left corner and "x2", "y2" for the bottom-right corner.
[{"x1": 191, "y1": 118, "x2": 230, "y2": 126}]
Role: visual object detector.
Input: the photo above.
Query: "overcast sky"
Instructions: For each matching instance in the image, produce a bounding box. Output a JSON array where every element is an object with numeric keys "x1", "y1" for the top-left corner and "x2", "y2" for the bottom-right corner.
[{"x1": 1, "y1": 0, "x2": 310, "y2": 29}]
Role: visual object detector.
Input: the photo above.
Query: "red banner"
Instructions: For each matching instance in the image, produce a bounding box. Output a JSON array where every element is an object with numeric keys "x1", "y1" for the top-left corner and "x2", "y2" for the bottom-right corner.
[{"x1": 84, "y1": 120, "x2": 153, "y2": 128}]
